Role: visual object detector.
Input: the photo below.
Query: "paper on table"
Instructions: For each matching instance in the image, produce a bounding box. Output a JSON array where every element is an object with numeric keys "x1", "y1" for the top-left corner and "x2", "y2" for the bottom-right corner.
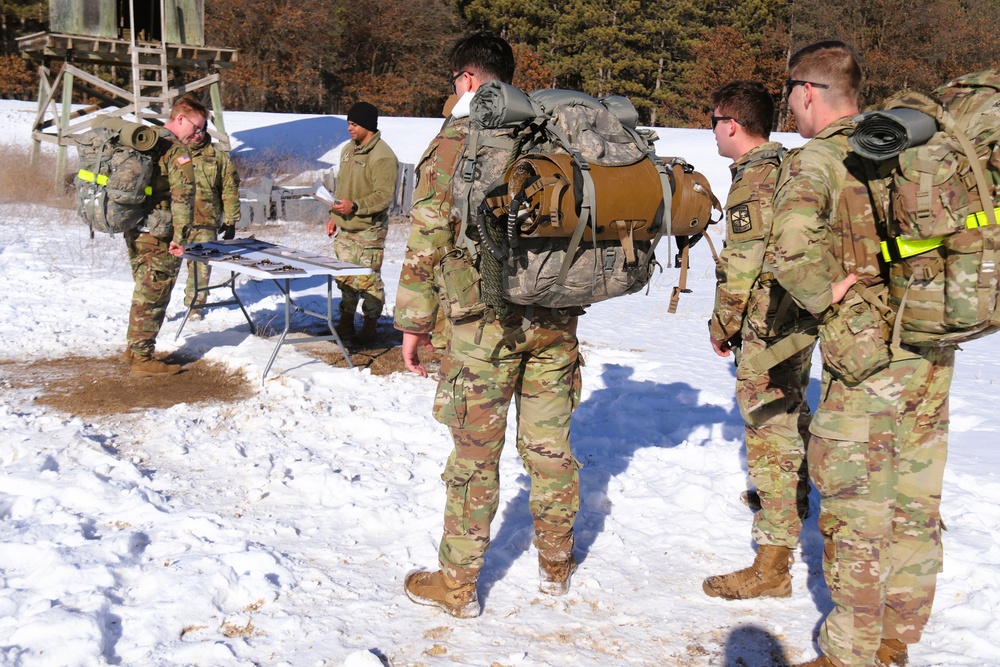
[{"x1": 311, "y1": 184, "x2": 341, "y2": 208}]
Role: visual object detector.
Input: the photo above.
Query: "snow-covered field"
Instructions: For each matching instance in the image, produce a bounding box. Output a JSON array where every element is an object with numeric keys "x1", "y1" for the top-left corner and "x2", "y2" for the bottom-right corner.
[{"x1": 1, "y1": 99, "x2": 998, "y2": 666}]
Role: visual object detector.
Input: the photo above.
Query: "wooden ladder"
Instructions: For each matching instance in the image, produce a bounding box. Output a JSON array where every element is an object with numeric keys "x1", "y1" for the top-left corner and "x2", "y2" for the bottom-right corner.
[{"x1": 129, "y1": 0, "x2": 170, "y2": 122}]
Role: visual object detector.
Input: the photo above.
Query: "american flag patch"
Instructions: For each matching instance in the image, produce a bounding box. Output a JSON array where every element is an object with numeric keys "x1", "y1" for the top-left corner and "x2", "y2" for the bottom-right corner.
[{"x1": 177, "y1": 155, "x2": 192, "y2": 165}]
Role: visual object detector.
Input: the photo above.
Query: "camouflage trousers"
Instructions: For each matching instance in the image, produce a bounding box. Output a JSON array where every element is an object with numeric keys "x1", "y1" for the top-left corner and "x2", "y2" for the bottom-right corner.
[
  {"x1": 124, "y1": 229, "x2": 181, "y2": 356},
  {"x1": 811, "y1": 345, "x2": 954, "y2": 667},
  {"x1": 183, "y1": 226, "x2": 218, "y2": 307},
  {"x1": 432, "y1": 310, "x2": 583, "y2": 585},
  {"x1": 736, "y1": 329, "x2": 814, "y2": 548},
  {"x1": 334, "y1": 225, "x2": 386, "y2": 320}
]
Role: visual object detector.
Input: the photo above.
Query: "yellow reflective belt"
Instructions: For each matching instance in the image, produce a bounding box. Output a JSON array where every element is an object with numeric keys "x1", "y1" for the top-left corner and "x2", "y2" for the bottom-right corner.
[
  {"x1": 880, "y1": 205, "x2": 1000, "y2": 262},
  {"x1": 965, "y1": 206, "x2": 1000, "y2": 228},
  {"x1": 880, "y1": 237, "x2": 944, "y2": 262},
  {"x1": 76, "y1": 169, "x2": 152, "y2": 195}
]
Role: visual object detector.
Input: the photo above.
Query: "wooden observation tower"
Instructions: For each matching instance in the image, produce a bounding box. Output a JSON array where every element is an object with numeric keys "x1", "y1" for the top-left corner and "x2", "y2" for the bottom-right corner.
[{"x1": 17, "y1": 0, "x2": 238, "y2": 184}]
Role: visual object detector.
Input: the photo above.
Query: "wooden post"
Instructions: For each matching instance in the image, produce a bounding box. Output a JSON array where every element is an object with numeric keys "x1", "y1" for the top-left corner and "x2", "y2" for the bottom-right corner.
[
  {"x1": 55, "y1": 61, "x2": 74, "y2": 188},
  {"x1": 30, "y1": 63, "x2": 51, "y2": 167}
]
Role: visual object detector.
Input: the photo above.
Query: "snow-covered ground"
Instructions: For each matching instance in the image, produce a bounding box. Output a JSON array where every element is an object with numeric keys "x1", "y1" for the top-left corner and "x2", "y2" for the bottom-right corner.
[{"x1": 1, "y1": 99, "x2": 998, "y2": 667}]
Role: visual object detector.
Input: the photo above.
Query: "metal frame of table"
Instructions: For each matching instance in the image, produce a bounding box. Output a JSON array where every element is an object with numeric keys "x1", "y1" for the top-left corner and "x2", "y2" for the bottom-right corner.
[{"x1": 175, "y1": 238, "x2": 370, "y2": 382}]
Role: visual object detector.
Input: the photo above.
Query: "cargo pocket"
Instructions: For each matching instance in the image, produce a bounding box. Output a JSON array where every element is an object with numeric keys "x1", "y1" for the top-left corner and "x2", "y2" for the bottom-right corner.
[
  {"x1": 441, "y1": 452, "x2": 475, "y2": 535},
  {"x1": 432, "y1": 354, "x2": 468, "y2": 428},
  {"x1": 808, "y1": 410, "x2": 871, "y2": 497},
  {"x1": 827, "y1": 538, "x2": 882, "y2": 607}
]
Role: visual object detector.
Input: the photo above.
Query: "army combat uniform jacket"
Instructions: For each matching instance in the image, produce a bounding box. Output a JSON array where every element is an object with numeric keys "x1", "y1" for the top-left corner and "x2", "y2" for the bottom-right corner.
[
  {"x1": 142, "y1": 127, "x2": 195, "y2": 245},
  {"x1": 771, "y1": 117, "x2": 955, "y2": 667},
  {"x1": 711, "y1": 141, "x2": 790, "y2": 344},
  {"x1": 190, "y1": 140, "x2": 241, "y2": 231}
]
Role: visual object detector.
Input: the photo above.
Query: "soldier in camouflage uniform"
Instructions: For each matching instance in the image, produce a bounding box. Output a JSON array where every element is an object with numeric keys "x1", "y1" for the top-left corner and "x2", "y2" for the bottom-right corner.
[
  {"x1": 124, "y1": 97, "x2": 204, "y2": 376},
  {"x1": 326, "y1": 102, "x2": 399, "y2": 343},
  {"x1": 181, "y1": 123, "x2": 241, "y2": 318},
  {"x1": 703, "y1": 81, "x2": 815, "y2": 602},
  {"x1": 397, "y1": 34, "x2": 582, "y2": 619},
  {"x1": 770, "y1": 42, "x2": 955, "y2": 667}
]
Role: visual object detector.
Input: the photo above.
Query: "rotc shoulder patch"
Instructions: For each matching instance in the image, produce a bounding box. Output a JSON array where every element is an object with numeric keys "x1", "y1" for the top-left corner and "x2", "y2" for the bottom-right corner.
[
  {"x1": 176, "y1": 154, "x2": 191, "y2": 165},
  {"x1": 729, "y1": 204, "x2": 752, "y2": 234}
]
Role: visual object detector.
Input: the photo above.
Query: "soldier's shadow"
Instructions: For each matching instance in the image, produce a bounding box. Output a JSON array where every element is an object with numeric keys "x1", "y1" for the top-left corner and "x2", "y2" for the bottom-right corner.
[{"x1": 476, "y1": 362, "x2": 745, "y2": 601}]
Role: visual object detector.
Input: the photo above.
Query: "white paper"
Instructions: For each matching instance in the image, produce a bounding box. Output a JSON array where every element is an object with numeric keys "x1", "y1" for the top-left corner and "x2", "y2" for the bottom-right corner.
[{"x1": 311, "y1": 184, "x2": 340, "y2": 208}]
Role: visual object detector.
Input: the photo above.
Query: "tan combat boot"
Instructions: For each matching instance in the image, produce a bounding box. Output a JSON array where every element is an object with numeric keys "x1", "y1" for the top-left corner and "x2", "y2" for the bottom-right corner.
[
  {"x1": 357, "y1": 316, "x2": 379, "y2": 343},
  {"x1": 335, "y1": 308, "x2": 355, "y2": 339},
  {"x1": 539, "y1": 555, "x2": 576, "y2": 596},
  {"x1": 876, "y1": 638, "x2": 908, "y2": 666},
  {"x1": 130, "y1": 356, "x2": 181, "y2": 377},
  {"x1": 404, "y1": 569, "x2": 479, "y2": 618},
  {"x1": 792, "y1": 656, "x2": 837, "y2": 667},
  {"x1": 702, "y1": 544, "x2": 792, "y2": 600}
]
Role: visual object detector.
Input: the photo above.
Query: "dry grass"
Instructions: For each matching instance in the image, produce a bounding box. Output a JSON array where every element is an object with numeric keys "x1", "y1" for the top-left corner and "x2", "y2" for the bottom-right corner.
[{"x1": 0, "y1": 143, "x2": 75, "y2": 208}]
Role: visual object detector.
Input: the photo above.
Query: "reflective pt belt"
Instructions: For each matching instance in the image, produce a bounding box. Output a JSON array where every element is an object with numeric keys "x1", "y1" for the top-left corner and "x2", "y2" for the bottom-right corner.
[
  {"x1": 880, "y1": 205, "x2": 1000, "y2": 262},
  {"x1": 77, "y1": 169, "x2": 153, "y2": 195}
]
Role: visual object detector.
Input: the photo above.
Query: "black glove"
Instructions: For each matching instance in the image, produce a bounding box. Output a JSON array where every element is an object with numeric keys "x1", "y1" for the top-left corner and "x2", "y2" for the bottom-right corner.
[{"x1": 220, "y1": 223, "x2": 236, "y2": 240}]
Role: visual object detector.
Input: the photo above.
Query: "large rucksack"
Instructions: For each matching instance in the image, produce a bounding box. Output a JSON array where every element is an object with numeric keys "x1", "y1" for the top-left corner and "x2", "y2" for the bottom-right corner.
[
  {"x1": 446, "y1": 82, "x2": 718, "y2": 318},
  {"x1": 74, "y1": 117, "x2": 158, "y2": 236},
  {"x1": 850, "y1": 69, "x2": 1000, "y2": 347}
]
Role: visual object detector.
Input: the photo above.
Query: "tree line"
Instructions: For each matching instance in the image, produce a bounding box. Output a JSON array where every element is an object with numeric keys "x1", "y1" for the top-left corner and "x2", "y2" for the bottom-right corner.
[{"x1": 2, "y1": 0, "x2": 999, "y2": 129}]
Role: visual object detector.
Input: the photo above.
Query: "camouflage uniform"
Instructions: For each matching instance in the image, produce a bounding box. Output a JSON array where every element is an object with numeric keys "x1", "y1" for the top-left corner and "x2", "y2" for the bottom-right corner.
[
  {"x1": 332, "y1": 130, "x2": 399, "y2": 320},
  {"x1": 183, "y1": 138, "x2": 241, "y2": 308},
  {"x1": 395, "y1": 115, "x2": 582, "y2": 585},
  {"x1": 772, "y1": 118, "x2": 955, "y2": 667},
  {"x1": 125, "y1": 127, "x2": 195, "y2": 358},
  {"x1": 711, "y1": 141, "x2": 813, "y2": 549}
]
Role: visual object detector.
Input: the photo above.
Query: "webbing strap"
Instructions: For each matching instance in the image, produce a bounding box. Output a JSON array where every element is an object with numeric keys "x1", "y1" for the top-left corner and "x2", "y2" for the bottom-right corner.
[
  {"x1": 669, "y1": 233, "x2": 719, "y2": 313},
  {"x1": 739, "y1": 330, "x2": 818, "y2": 374},
  {"x1": 78, "y1": 169, "x2": 153, "y2": 195},
  {"x1": 668, "y1": 243, "x2": 690, "y2": 314},
  {"x1": 545, "y1": 124, "x2": 597, "y2": 288}
]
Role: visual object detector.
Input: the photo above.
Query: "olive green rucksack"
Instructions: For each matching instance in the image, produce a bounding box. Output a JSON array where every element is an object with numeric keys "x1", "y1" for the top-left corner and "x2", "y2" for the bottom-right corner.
[
  {"x1": 74, "y1": 117, "x2": 158, "y2": 237},
  {"x1": 851, "y1": 69, "x2": 1000, "y2": 347}
]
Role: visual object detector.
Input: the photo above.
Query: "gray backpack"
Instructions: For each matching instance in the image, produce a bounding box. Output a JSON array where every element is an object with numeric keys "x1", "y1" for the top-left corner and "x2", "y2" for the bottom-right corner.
[
  {"x1": 451, "y1": 83, "x2": 717, "y2": 316},
  {"x1": 74, "y1": 118, "x2": 158, "y2": 236}
]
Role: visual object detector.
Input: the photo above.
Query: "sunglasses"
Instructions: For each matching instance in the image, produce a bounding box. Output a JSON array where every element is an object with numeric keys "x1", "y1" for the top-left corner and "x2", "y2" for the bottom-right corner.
[
  {"x1": 710, "y1": 115, "x2": 744, "y2": 129},
  {"x1": 785, "y1": 79, "x2": 831, "y2": 93},
  {"x1": 450, "y1": 70, "x2": 471, "y2": 93}
]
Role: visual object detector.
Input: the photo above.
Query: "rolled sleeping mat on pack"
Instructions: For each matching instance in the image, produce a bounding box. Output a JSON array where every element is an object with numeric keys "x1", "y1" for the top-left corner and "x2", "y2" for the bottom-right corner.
[
  {"x1": 598, "y1": 96, "x2": 639, "y2": 130},
  {"x1": 96, "y1": 116, "x2": 159, "y2": 152},
  {"x1": 471, "y1": 81, "x2": 540, "y2": 129},
  {"x1": 529, "y1": 89, "x2": 641, "y2": 129},
  {"x1": 848, "y1": 108, "x2": 938, "y2": 161},
  {"x1": 505, "y1": 153, "x2": 665, "y2": 242}
]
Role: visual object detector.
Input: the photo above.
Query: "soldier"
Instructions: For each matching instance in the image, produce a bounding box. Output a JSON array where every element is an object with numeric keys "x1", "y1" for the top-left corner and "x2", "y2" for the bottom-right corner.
[
  {"x1": 771, "y1": 41, "x2": 955, "y2": 667},
  {"x1": 396, "y1": 34, "x2": 582, "y2": 618},
  {"x1": 181, "y1": 112, "x2": 241, "y2": 320},
  {"x1": 124, "y1": 96, "x2": 204, "y2": 376},
  {"x1": 703, "y1": 81, "x2": 815, "y2": 601},
  {"x1": 327, "y1": 102, "x2": 399, "y2": 343}
]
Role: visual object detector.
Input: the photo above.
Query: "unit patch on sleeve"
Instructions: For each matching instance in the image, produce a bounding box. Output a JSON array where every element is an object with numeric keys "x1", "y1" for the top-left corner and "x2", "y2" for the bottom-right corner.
[{"x1": 729, "y1": 204, "x2": 752, "y2": 235}]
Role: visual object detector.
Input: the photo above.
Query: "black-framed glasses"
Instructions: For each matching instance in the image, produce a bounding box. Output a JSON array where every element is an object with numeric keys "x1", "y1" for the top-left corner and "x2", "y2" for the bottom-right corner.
[
  {"x1": 710, "y1": 115, "x2": 744, "y2": 129},
  {"x1": 785, "y1": 79, "x2": 830, "y2": 93},
  {"x1": 450, "y1": 70, "x2": 470, "y2": 93}
]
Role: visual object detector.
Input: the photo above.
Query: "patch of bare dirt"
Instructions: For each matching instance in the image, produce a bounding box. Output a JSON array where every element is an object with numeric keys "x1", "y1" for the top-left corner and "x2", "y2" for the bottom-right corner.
[
  {"x1": 295, "y1": 322, "x2": 442, "y2": 375},
  {"x1": 0, "y1": 353, "x2": 255, "y2": 417}
]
